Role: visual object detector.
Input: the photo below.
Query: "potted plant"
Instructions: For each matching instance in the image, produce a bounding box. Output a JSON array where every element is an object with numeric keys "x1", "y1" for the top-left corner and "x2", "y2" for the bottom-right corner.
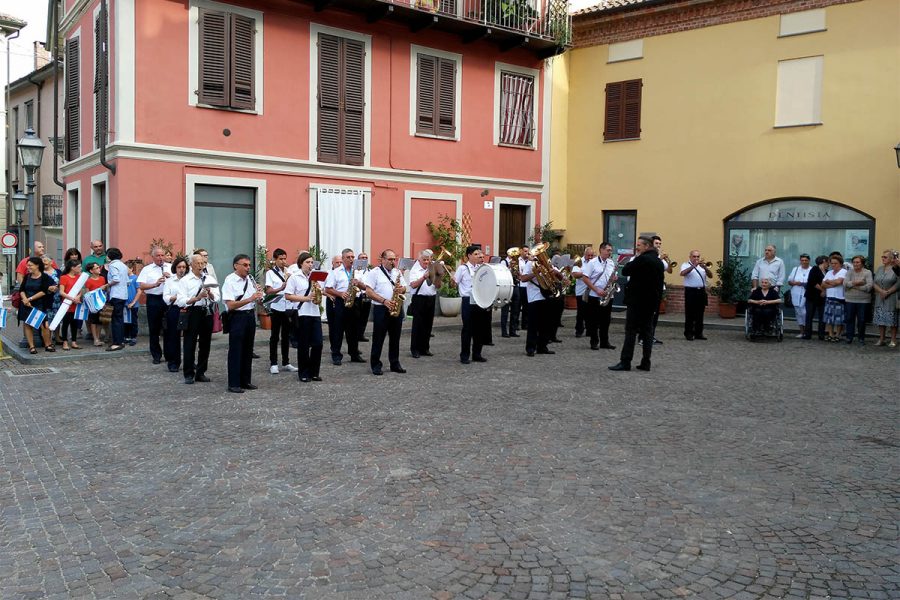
[
  {"x1": 255, "y1": 244, "x2": 272, "y2": 329},
  {"x1": 437, "y1": 277, "x2": 462, "y2": 317},
  {"x1": 710, "y1": 257, "x2": 751, "y2": 319},
  {"x1": 427, "y1": 213, "x2": 464, "y2": 317}
]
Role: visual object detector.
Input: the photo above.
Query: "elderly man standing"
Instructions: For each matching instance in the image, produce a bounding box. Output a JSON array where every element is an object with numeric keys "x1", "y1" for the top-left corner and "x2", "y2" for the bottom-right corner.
[
  {"x1": 324, "y1": 248, "x2": 366, "y2": 366},
  {"x1": 751, "y1": 245, "x2": 786, "y2": 290},
  {"x1": 137, "y1": 246, "x2": 172, "y2": 364},
  {"x1": 82, "y1": 240, "x2": 107, "y2": 273},
  {"x1": 407, "y1": 249, "x2": 437, "y2": 358},
  {"x1": 178, "y1": 253, "x2": 216, "y2": 385}
]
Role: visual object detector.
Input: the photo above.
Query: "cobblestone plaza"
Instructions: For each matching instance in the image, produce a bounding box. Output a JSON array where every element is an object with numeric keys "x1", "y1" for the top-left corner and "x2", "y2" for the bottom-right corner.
[{"x1": 1, "y1": 323, "x2": 897, "y2": 599}]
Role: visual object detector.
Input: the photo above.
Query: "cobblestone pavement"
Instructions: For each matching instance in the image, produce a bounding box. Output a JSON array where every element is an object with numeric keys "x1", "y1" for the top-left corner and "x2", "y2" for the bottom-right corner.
[{"x1": 1, "y1": 322, "x2": 897, "y2": 599}]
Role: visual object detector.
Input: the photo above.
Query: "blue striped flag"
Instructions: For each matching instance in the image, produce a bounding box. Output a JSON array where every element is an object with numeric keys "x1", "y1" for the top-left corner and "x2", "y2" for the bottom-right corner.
[
  {"x1": 84, "y1": 289, "x2": 107, "y2": 313},
  {"x1": 123, "y1": 307, "x2": 133, "y2": 324},
  {"x1": 74, "y1": 302, "x2": 89, "y2": 321},
  {"x1": 0, "y1": 307, "x2": 8, "y2": 328},
  {"x1": 25, "y1": 308, "x2": 46, "y2": 329}
]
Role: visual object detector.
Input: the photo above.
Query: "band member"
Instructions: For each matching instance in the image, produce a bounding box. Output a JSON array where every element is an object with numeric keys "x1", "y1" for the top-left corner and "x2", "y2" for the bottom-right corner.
[
  {"x1": 363, "y1": 249, "x2": 407, "y2": 375},
  {"x1": 609, "y1": 237, "x2": 664, "y2": 372},
  {"x1": 572, "y1": 246, "x2": 594, "y2": 338},
  {"x1": 679, "y1": 251, "x2": 711, "y2": 340},
  {"x1": 650, "y1": 235, "x2": 672, "y2": 345},
  {"x1": 519, "y1": 253, "x2": 554, "y2": 357},
  {"x1": 356, "y1": 251, "x2": 372, "y2": 342},
  {"x1": 222, "y1": 254, "x2": 263, "y2": 393},
  {"x1": 455, "y1": 245, "x2": 489, "y2": 364},
  {"x1": 407, "y1": 249, "x2": 437, "y2": 358},
  {"x1": 582, "y1": 242, "x2": 617, "y2": 350},
  {"x1": 500, "y1": 251, "x2": 521, "y2": 338},
  {"x1": 285, "y1": 252, "x2": 324, "y2": 382},
  {"x1": 264, "y1": 248, "x2": 297, "y2": 374},
  {"x1": 137, "y1": 246, "x2": 173, "y2": 365},
  {"x1": 548, "y1": 261, "x2": 565, "y2": 343},
  {"x1": 324, "y1": 248, "x2": 365, "y2": 366},
  {"x1": 162, "y1": 257, "x2": 189, "y2": 371},
  {"x1": 517, "y1": 247, "x2": 530, "y2": 331},
  {"x1": 178, "y1": 253, "x2": 216, "y2": 384}
]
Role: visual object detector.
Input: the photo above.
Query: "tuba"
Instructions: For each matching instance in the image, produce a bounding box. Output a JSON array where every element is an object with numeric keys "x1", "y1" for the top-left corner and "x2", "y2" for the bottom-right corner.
[
  {"x1": 506, "y1": 247, "x2": 521, "y2": 281},
  {"x1": 530, "y1": 242, "x2": 561, "y2": 298}
]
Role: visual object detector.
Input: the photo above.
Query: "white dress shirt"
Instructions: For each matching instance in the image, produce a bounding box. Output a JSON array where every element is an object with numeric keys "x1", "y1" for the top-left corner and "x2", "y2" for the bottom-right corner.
[
  {"x1": 454, "y1": 263, "x2": 476, "y2": 298},
  {"x1": 521, "y1": 261, "x2": 544, "y2": 303},
  {"x1": 518, "y1": 258, "x2": 529, "y2": 288},
  {"x1": 136, "y1": 262, "x2": 173, "y2": 295},
  {"x1": 572, "y1": 259, "x2": 586, "y2": 297},
  {"x1": 221, "y1": 272, "x2": 256, "y2": 311},
  {"x1": 177, "y1": 271, "x2": 218, "y2": 308},
  {"x1": 364, "y1": 266, "x2": 401, "y2": 306},
  {"x1": 265, "y1": 267, "x2": 290, "y2": 312},
  {"x1": 582, "y1": 257, "x2": 615, "y2": 298},
  {"x1": 285, "y1": 271, "x2": 319, "y2": 317},
  {"x1": 680, "y1": 262, "x2": 708, "y2": 289},
  {"x1": 324, "y1": 265, "x2": 353, "y2": 295},
  {"x1": 408, "y1": 261, "x2": 437, "y2": 296},
  {"x1": 162, "y1": 275, "x2": 184, "y2": 306}
]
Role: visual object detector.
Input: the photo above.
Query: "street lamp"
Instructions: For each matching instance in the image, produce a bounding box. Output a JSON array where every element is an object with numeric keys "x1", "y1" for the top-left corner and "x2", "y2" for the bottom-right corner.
[
  {"x1": 895, "y1": 142, "x2": 900, "y2": 168},
  {"x1": 11, "y1": 190, "x2": 27, "y2": 258},
  {"x1": 16, "y1": 127, "x2": 46, "y2": 261}
]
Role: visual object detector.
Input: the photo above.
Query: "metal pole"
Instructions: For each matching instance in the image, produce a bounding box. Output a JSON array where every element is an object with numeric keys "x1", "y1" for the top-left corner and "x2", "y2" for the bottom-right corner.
[{"x1": 25, "y1": 167, "x2": 35, "y2": 257}]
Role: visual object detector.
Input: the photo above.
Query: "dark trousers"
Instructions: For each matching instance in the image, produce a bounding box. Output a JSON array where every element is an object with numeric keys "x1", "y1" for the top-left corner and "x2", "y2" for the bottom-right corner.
[
  {"x1": 227, "y1": 311, "x2": 256, "y2": 388},
  {"x1": 525, "y1": 299, "x2": 551, "y2": 353},
  {"x1": 518, "y1": 287, "x2": 529, "y2": 330},
  {"x1": 500, "y1": 285, "x2": 521, "y2": 335},
  {"x1": 357, "y1": 298, "x2": 372, "y2": 340},
  {"x1": 804, "y1": 298, "x2": 825, "y2": 339},
  {"x1": 585, "y1": 297, "x2": 612, "y2": 347},
  {"x1": 183, "y1": 307, "x2": 212, "y2": 378},
  {"x1": 683, "y1": 288, "x2": 708, "y2": 338},
  {"x1": 549, "y1": 296, "x2": 564, "y2": 339},
  {"x1": 409, "y1": 295, "x2": 435, "y2": 354},
  {"x1": 269, "y1": 309, "x2": 292, "y2": 366},
  {"x1": 295, "y1": 315, "x2": 323, "y2": 378},
  {"x1": 575, "y1": 296, "x2": 587, "y2": 336},
  {"x1": 370, "y1": 305, "x2": 402, "y2": 371},
  {"x1": 125, "y1": 307, "x2": 139, "y2": 339},
  {"x1": 845, "y1": 302, "x2": 867, "y2": 341},
  {"x1": 460, "y1": 297, "x2": 487, "y2": 361},
  {"x1": 620, "y1": 304, "x2": 654, "y2": 366},
  {"x1": 145, "y1": 295, "x2": 165, "y2": 361},
  {"x1": 109, "y1": 298, "x2": 126, "y2": 346},
  {"x1": 327, "y1": 297, "x2": 360, "y2": 362},
  {"x1": 60, "y1": 313, "x2": 81, "y2": 342},
  {"x1": 164, "y1": 305, "x2": 182, "y2": 370}
]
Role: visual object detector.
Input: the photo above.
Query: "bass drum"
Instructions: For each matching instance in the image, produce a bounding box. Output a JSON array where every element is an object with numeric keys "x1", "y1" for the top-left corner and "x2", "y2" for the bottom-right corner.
[{"x1": 472, "y1": 264, "x2": 514, "y2": 309}]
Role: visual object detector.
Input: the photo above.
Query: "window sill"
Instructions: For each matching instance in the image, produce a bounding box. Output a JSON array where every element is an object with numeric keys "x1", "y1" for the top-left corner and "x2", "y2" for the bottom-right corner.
[
  {"x1": 777, "y1": 28, "x2": 827, "y2": 39},
  {"x1": 773, "y1": 122, "x2": 822, "y2": 129},
  {"x1": 193, "y1": 102, "x2": 259, "y2": 115},
  {"x1": 498, "y1": 142, "x2": 536, "y2": 151},
  {"x1": 415, "y1": 132, "x2": 458, "y2": 142},
  {"x1": 603, "y1": 137, "x2": 640, "y2": 143}
]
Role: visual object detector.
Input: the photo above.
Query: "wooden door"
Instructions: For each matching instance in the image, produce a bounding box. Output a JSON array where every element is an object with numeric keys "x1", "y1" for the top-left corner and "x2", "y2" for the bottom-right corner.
[{"x1": 499, "y1": 204, "x2": 528, "y2": 254}]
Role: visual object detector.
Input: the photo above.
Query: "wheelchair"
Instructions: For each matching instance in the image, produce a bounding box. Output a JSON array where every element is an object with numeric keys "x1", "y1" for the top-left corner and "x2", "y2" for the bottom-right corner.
[{"x1": 744, "y1": 305, "x2": 784, "y2": 342}]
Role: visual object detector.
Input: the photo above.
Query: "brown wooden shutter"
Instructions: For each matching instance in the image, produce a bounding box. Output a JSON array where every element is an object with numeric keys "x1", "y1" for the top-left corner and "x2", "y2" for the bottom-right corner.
[
  {"x1": 604, "y1": 79, "x2": 641, "y2": 141},
  {"x1": 342, "y1": 38, "x2": 365, "y2": 166},
  {"x1": 317, "y1": 33, "x2": 341, "y2": 164},
  {"x1": 198, "y1": 9, "x2": 228, "y2": 107},
  {"x1": 416, "y1": 54, "x2": 436, "y2": 134},
  {"x1": 436, "y1": 58, "x2": 456, "y2": 138},
  {"x1": 94, "y1": 14, "x2": 108, "y2": 147},
  {"x1": 603, "y1": 81, "x2": 623, "y2": 141},
  {"x1": 230, "y1": 14, "x2": 255, "y2": 110},
  {"x1": 623, "y1": 79, "x2": 642, "y2": 139},
  {"x1": 65, "y1": 38, "x2": 80, "y2": 160}
]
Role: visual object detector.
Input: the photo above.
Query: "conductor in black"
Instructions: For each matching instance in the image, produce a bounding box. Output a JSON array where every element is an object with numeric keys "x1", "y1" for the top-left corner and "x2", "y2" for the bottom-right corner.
[{"x1": 609, "y1": 236, "x2": 665, "y2": 372}]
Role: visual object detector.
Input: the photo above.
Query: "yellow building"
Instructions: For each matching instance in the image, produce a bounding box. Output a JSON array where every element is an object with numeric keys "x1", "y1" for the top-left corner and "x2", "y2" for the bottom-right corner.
[{"x1": 550, "y1": 0, "x2": 899, "y2": 305}]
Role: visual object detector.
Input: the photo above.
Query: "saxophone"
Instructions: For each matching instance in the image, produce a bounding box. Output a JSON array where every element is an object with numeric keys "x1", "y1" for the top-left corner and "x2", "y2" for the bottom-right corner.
[
  {"x1": 388, "y1": 272, "x2": 406, "y2": 317},
  {"x1": 597, "y1": 259, "x2": 621, "y2": 306},
  {"x1": 312, "y1": 280, "x2": 323, "y2": 305},
  {"x1": 345, "y1": 278, "x2": 358, "y2": 308}
]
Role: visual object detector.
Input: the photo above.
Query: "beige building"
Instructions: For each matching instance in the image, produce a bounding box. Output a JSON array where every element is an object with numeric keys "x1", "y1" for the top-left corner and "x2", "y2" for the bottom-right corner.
[{"x1": 550, "y1": 0, "x2": 899, "y2": 308}]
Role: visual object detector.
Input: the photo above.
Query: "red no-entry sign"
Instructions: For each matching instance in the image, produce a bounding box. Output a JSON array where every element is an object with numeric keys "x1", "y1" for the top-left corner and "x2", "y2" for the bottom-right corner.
[{"x1": 0, "y1": 232, "x2": 17, "y2": 249}]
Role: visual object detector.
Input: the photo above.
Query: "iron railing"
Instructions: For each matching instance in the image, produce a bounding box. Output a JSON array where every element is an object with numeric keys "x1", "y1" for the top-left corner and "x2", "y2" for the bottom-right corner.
[{"x1": 41, "y1": 194, "x2": 63, "y2": 229}]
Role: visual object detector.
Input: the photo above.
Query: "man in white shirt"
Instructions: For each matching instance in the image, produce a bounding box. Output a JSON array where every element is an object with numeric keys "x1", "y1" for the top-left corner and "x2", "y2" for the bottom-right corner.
[
  {"x1": 679, "y1": 251, "x2": 712, "y2": 341},
  {"x1": 407, "y1": 249, "x2": 437, "y2": 358},
  {"x1": 751, "y1": 245, "x2": 786, "y2": 290},
  {"x1": 178, "y1": 253, "x2": 218, "y2": 384},
  {"x1": 136, "y1": 246, "x2": 172, "y2": 364},
  {"x1": 581, "y1": 242, "x2": 617, "y2": 350},
  {"x1": 517, "y1": 248, "x2": 530, "y2": 332},
  {"x1": 363, "y1": 249, "x2": 407, "y2": 376},
  {"x1": 518, "y1": 257, "x2": 554, "y2": 357},
  {"x1": 264, "y1": 248, "x2": 298, "y2": 374},
  {"x1": 324, "y1": 248, "x2": 366, "y2": 366},
  {"x1": 222, "y1": 253, "x2": 263, "y2": 393},
  {"x1": 355, "y1": 252, "x2": 372, "y2": 342},
  {"x1": 572, "y1": 246, "x2": 594, "y2": 338},
  {"x1": 454, "y1": 245, "x2": 489, "y2": 364}
]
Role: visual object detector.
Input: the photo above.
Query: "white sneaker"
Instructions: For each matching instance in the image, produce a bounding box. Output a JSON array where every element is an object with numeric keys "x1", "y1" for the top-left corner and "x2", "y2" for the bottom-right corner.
[
  {"x1": 270, "y1": 365, "x2": 279, "y2": 374},
  {"x1": 795, "y1": 333, "x2": 804, "y2": 339},
  {"x1": 282, "y1": 364, "x2": 299, "y2": 372}
]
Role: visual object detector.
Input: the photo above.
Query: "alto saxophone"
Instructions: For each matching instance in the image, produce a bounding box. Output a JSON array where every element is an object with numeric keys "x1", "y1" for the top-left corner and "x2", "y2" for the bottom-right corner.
[
  {"x1": 312, "y1": 280, "x2": 323, "y2": 305},
  {"x1": 388, "y1": 272, "x2": 406, "y2": 317},
  {"x1": 597, "y1": 260, "x2": 621, "y2": 307},
  {"x1": 345, "y1": 278, "x2": 358, "y2": 308}
]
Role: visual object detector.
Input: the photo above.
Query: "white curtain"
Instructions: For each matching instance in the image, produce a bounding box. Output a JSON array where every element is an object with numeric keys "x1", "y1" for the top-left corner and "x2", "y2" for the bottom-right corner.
[
  {"x1": 500, "y1": 73, "x2": 534, "y2": 146},
  {"x1": 317, "y1": 190, "x2": 364, "y2": 260}
]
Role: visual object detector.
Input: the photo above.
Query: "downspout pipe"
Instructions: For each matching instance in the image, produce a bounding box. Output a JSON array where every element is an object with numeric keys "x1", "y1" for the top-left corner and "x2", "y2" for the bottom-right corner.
[
  {"x1": 6, "y1": 29, "x2": 20, "y2": 204},
  {"x1": 99, "y1": 0, "x2": 115, "y2": 175},
  {"x1": 51, "y1": 0, "x2": 63, "y2": 189},
  {"x1": 28, "y1": 74, "x2": 43, "y2": 225}
]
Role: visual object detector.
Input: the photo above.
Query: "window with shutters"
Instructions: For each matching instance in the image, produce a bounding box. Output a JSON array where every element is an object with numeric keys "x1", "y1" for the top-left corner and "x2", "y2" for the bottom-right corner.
[
  {"x1": 64, "y1": 36, "x2": 80, "y2": 161},
  {"x1": 316, "y1": 32, "x2": 367, "y2": 166},
  {"x1": 189, "y1": 1, "x2": 263, "y2": 113},
  {"x1": 411, "y1": 46, "x2": 461, "y2": 140},
  {"x1": 94, "y1": 12, "x2": 109, "y2": 148},
  {"x1": 603, "y1": 79, "x2": 642, "y2": 141},
  {"x1": 494, "y1": 63, "x2": 539, "y2": 149}
]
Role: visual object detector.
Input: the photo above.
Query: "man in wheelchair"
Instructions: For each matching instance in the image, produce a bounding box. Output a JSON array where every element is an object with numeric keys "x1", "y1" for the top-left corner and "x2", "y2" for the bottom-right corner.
[{"x1": 747, "y1": 277, "x2": 783, "y2": 337}]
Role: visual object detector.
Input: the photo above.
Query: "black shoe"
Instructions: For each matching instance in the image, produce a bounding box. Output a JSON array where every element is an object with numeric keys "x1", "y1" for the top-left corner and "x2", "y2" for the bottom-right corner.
[
  {"x1": 526, "y1": 351, "x2": 535, "y2": 357},
  {"x1": 299, "y1": 377, "x2": 311, "y2": 382},
  {"x1": 653, "y1": 338, "x2": 663, "y2": 345},
  {"x1": 590, "y1": 345, "x2": 599, "y2": 350},
  {"x1": 422, "y1": 351, "x2": 434, "y2": 357},
  {"x1": 372, "y1": 369, "x2": 383, "y2": 376},
  {"x1": 695, "y1": 336, "x2": 708, "y2": 340},
  {"x1": 152, "y1": 358, "x2": 162, "y2": 365},
  {"x1": 550, "y1": 338, "x2": 563, "y2": 343},
  {"x1": 537, "y1": 348, "x2": 555, "y2": 355},
  {"x1": 501, "y1": 333, "x2": 510, "y2": 338},
  {"x1": 636, "y1": 362, "x2": 651, "y2": 371},
  {"x1": 311, "y1": 376, "x2": 323, "y2": 381},
  {"x1": 599, "y1": 344, "x2": 616, "y2": 349},
  {"x1": 460, "y1": 357, "x2": 470, "y2": 364},
  {"x1": 509, "y1": 333, "x2": 520, "y2": 338},
  {"x1": 350, "y1": 355, "x2": 366, "y2": 363},
  {"x1": 251, "y1": 352, "x2": 260, "y2": 359},
  {"x1": 241, "y1": 383, "x2": 258, "y2": 390},
  {"x1": 484, "y1": 342, "x2": 494, "y2": 346},
  {"x1": 168, "y1": 365, "x2": 180, "y2": 372},
  {"x1": 184, "y1": 377, "x2": 195, "y2": 384},
  {"x1": 575, "y1": 333, "x2": 583, "y2": 338},
  {"x1": 390, "y1": 366, "x2": 407, "y2": 374},
  {"x1": 685, "y1": 335, "x2": 694, "y2": 341},
  {"x1": 472, "y1": 356, "x2": 487, "y2": 363},
  {"x1": 608, "y1": 362, "x2": 631, "y2": 371},
  {"x1": 195, "y1": 375, "x2": 211, "y2": 383},
  {"x1": 359, "y1": 337, "x2": 370, "y2": 343},
  {"x1": 411, "y1": 352, "x2": 421, "y2": 358},
  {"x1": 332, "y1": 360, "x2": 342, "y2": 366},
  {"x1": 227, "y1": 387, "x2": 244, "y2": 393}
]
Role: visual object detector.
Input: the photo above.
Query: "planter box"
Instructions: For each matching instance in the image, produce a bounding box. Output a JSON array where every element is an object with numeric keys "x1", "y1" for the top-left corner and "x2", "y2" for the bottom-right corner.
[
  {"x1": 564, "y1": 295, "x2": 578, "y2": 310},
  {"x1": 439, "y1": 296, "x2": 462, "y2": 317},
  {"x1": 718, "y1": 302, "x2": 737, "y2": 319}
]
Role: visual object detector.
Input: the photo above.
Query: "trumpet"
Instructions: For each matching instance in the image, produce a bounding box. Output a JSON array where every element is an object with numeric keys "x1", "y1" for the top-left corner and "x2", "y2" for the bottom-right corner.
[{"x1": 669, "y1": 261, "x2": 678, "y2": 269}]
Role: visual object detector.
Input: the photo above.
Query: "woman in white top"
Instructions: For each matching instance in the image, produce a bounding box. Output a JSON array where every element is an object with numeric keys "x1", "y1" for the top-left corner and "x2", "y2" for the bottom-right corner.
[
  {"x1": 787, "y1": 254, "x2": 813, "y2": 338},
  {"x1": 820, "y1": 255, "x2": 847, "y2": 342},
  {"x1": 284, "y1": 252, "x2": 323, "y2": 383},
  {"x1": 162, "y1": 257, "x2": 189, "y2": 371}
]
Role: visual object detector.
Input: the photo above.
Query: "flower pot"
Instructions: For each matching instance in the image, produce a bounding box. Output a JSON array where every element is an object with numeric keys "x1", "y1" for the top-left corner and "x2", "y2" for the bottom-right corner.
[
  {"x1": 258, "y1": 313, "x2": 272, "y2": 330},
  {"x1": 718, "y1": 302, "x2": 737, "y2": 319},
  {"x1": 564, "y1": 295, "x2": 578, "y2": 310},
  {"x1": 658, "y1": 299, "x2": 667, "y2": 315},
  {"x1": 439, "y1": 296, "x2": 462, "y2": 317}
]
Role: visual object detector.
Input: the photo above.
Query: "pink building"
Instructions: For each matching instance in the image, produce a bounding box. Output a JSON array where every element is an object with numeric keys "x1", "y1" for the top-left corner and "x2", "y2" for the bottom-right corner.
[{"x1": 56, "y1": 0, "x2": 569, "y2": 276}]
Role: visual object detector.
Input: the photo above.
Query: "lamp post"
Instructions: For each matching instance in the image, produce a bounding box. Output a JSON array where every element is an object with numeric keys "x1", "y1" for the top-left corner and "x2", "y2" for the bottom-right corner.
[
  {"x1": 11, "y1": 190, "x2": 26, "y2": 259},
  {"x1": 16, "y1": 127, "x2": 46, "y2": 260}
]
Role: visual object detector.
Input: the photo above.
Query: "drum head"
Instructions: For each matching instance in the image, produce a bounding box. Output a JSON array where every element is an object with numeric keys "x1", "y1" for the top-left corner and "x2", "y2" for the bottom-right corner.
[{"x1": 472, "y1": 265, "x2": 513, "y2": 309}]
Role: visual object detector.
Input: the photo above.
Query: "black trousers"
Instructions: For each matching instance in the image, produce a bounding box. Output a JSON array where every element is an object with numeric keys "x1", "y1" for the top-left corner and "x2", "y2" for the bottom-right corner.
[
  {"x1": 549, "y1": 295, "x2": 564, "y2": 339},
  {"x1": 164, "y1": 304, "x2": 182, "y2": 369},
  {"x1": 804, "y1": 298, "x2": 825, "y2": 339},
  {"x1": 409, "y1": 295, "x2": 436, "y2": 354},
  {"x1": 460, "y1": 297, "x2": 488, "y2": 361},
  {"x1": 525, "y1": 299, "x2": 551, "y2": 353},
  {"x1": 60, "y1": 313, "x2": 81, "y2": 342},
  {"x1": 295, "y1": 315, "x2": 323, "y2": 378},
  {"x1": 269, "y1": 309, "x2": 292, "y2": 366},
  {"x1": 327, "y1": 297, "x2": 360, "y2": 362},
  {"x1": 357, "y1": 298, "x2": 372, "y2": 340},
  {"x1": 518, "y1": 287, "x2": 529, "y2": 330},
  {"x1": 227, "y1": 311, "x2": 256, "y2": 388},
  {"x1": 585, "y1": 296, "x2": 612, "y2": 347},
  {"x1": 500, "y1": 285, "x2": 521, "y2": 335},
  {"x1": 370, "y1": 305, "x2": 402, "y2": 371},
  {"x1": 575, "y1": 296, "x2": 587, "y2": 336},
  {"x1": 125, "y1": 307, "x2": 139, "y2": 339},
  {"x1": 145, "y1": 295, "x2": 166, "y2": 361},
  {"x1": 620, "y1": 304, "x2": 654, "y2": 366},
  {"x1": 683, "y1": 287, "x2": 708, "y2": 338},
  {"x1": 183, "y1": 306, "x2": 212, "y2": 378}
]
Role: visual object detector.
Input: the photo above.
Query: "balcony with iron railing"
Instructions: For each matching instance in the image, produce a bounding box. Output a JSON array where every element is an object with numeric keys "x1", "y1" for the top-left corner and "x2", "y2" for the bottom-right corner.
[
  {"x1": 295, "y1": 0, "x2": 571, "y2": 57},
  {"x1": 41, "y1": 194, "x2": 63, "y2": 229}
]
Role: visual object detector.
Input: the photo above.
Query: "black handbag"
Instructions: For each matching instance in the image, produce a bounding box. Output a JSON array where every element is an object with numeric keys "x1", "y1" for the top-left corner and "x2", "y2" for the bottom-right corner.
[{"x1": 177, "y1": 309, "x2": 190, "y2": 331}]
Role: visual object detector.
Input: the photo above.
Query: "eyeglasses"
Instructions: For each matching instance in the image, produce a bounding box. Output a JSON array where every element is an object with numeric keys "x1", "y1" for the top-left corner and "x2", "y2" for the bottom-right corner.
[{"x1": 237, "y1": 262, "x2": 251, "y2": 268}]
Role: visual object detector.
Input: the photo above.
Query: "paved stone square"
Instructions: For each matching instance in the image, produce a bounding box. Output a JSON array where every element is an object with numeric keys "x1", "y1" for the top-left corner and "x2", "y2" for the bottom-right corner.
[{"x1": 0, "y1": 321, "x2": 897, "y2": 599}]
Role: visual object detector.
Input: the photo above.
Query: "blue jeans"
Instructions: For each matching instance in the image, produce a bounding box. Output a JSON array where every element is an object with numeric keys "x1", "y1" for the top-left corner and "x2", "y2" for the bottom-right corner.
[{"x1": 844, "y1": 302, "x2": 867, "y2": 342}]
